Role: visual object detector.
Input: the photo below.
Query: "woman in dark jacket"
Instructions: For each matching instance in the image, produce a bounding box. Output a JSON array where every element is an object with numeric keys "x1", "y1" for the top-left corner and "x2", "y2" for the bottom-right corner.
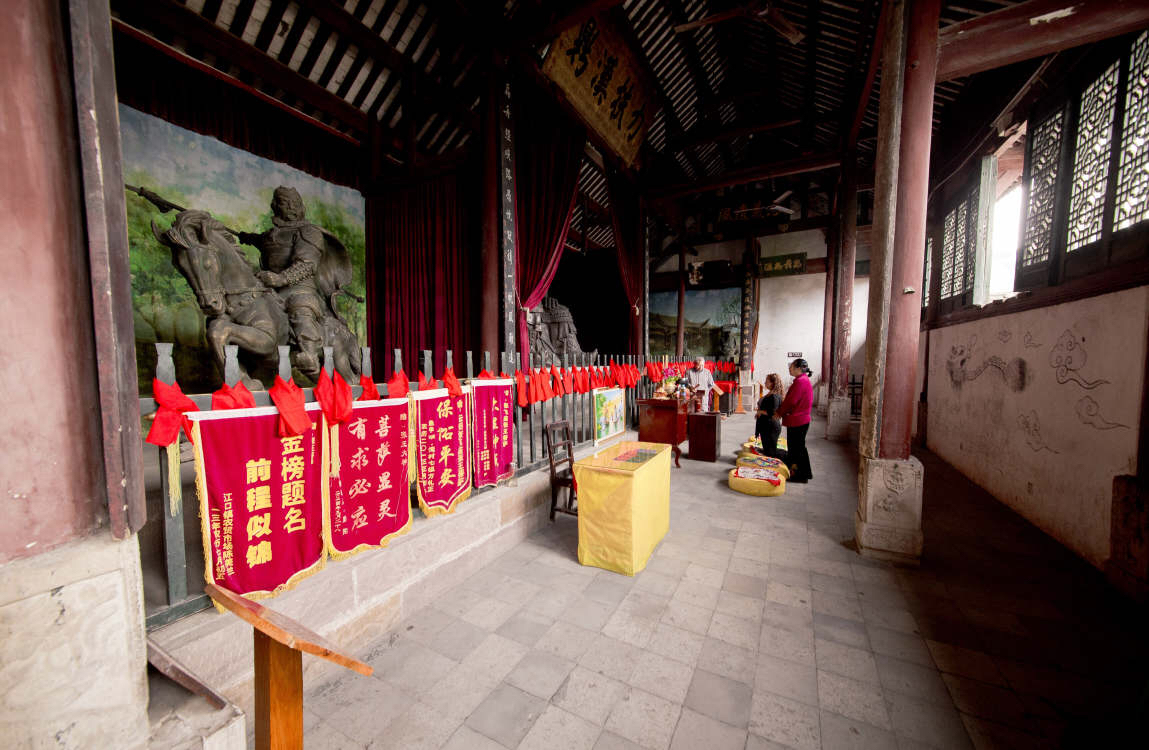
[
  {"x1": 775, "y1": 358, "x2": 814, "y2": 483},
  {"x1": 755, "y1": 373, "x2": 787, "y2": 460}
]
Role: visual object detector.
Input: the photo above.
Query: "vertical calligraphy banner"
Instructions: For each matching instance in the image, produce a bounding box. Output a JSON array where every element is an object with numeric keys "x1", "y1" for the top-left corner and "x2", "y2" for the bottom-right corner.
[
  {"x1": 189, "y1": 405, "x2": 326, "y2": 598},
  {"x1": 413, "y1": 387, "x2": 472, "y2": 516},
  {"x1": 470, "y1": 379, "x2": 515, "y2": 487},
  {"x1": 324, "y1": 398, "x2": 412, "y2": 559}
]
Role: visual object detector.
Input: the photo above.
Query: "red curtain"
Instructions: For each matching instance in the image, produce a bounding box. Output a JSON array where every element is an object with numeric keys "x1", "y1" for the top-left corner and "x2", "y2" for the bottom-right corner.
[
  {"x1": 368, "y1": 171, "x2": 478, "y2": 379},
  {"x1": 606, "y1": 167, "x2": 645, "y2": 354},
  {"x1": 513, "y1": 81, "x2": 586, "y2": 368}
]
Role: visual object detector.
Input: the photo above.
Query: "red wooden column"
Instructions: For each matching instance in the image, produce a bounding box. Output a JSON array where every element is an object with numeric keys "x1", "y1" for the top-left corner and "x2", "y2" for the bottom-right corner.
[
  {"x1": 878, "y1": 0, "x2": 939, "y2": 459},
  {"x1": 826, "y1": 154, "x2": 858, "y2": 440},
  {"x1": 818, "y1": 221, "x2": 837, "y2": 415}
]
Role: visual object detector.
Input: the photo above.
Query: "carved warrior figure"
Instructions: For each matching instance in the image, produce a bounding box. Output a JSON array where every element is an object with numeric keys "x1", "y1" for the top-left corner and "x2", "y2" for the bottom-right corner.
[
  {"x1": 528, "y1": 297, "x2": 595, "y2": 364},
  {"x1": 236, "y1": 187, "x2": 362, "y2": 382}
]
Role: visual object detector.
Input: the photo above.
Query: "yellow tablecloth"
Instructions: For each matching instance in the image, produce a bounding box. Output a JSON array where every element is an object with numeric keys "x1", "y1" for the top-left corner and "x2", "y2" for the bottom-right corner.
[{"x1": 573, "y1": 441, "x2": 671, "y2": 576}]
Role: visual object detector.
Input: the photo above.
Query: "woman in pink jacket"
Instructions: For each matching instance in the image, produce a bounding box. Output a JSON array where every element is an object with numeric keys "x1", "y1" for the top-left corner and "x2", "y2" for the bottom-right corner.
[{"x1": 775, "y1": 358, "x2": 814, "y2": 483}]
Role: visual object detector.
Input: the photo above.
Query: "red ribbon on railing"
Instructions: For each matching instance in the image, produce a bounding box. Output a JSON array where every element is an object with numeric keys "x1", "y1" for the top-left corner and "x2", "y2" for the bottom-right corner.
[
  {"x1": 147, "y1": 378, "x2": 198, "y2": 446},
  {"x1": 268, "y1": 376, "x2": 312, "y2": 437},
  {"x1": 315, "y1": 369, "x2": 353, "y2": 425},
  {"x1": 210, "y1": 381, "x2": 255, "y2": 411},
  {"x1": 358, "y1": 373, "x2": 380, "y2": 401},
  {"x1": 386, "y1": 369, "x2": 410, "y2": 398},
  {"x1": 441, "y1": 367, "x2": 463, "y2": 397}
]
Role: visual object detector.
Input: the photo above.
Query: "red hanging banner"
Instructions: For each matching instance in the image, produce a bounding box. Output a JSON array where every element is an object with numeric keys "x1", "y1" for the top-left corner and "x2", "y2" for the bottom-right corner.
[
  {"x1": 471, "y1": 379, "x2": 515, "y2": 488},
  {"x1": 413, "y1": 387, "x2": 473, "y2": 516},
  {"x1": 188, "y1": 405, "x2": 326, "y2": 598},
  {"x1": 324, "y1": 398, "x2": 413, "y2": 559}
]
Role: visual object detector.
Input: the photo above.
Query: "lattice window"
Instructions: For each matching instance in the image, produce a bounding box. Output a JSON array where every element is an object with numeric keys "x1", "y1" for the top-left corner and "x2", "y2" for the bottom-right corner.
[
  {"x1": 922, "y1": 237, "x2": 932, "y2": 308},
  {"x1": 964, "y1": 188, "x2": 979, "y2": 294},
  {"x1": 1067, "y1": 60, "x2": 1120, "y2": 252},
  {"x1": 952, "y1": 200, "x2": 969, "y2": 296},
  {"x1": 1115, "y1": 31, "x2": 1149, "y2": 231},
  {"x1": 941, "y1": 210, "x2": 955, "y2": 298},
  {"x1": 1020, "y1": 111, "x2": 1063, "y2": 267}
]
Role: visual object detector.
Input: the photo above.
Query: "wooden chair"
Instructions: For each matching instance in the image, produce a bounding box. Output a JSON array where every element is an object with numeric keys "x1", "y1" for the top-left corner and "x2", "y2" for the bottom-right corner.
[{"x1": 543, "y1": 420, "x2": 577, "y2": 521}]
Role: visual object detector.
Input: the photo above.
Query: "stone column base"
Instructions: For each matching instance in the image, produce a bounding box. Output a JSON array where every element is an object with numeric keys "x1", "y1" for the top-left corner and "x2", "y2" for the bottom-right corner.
[
  {"x1": 815, "y1": 383, "x2": 829, "y2": 416},
  {"x1": 825, "y1": 397, "x2": 852, "y2": 441},
  {"x1": 855, "y1": 456, "x2": 924, "y2": 565}
]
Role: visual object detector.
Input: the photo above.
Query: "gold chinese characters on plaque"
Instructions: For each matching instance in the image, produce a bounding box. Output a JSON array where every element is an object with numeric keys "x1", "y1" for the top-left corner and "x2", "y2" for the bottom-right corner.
[{"x1": 542, "y1": 15, "x2": 654, "y2": 167}]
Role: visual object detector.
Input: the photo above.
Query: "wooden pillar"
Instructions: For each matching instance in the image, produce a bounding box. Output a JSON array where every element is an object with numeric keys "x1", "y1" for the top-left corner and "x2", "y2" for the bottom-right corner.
[
  {"x1": 253, "y1": 630, "x2": 303, "y2": 750},
  {"x1": 878, "y1": 0, "x2": 940, "y2": 460},
  {"x1": 675, "y1": 246, "x2": 686, "y2": 357},
  {"x1": 833, "y1": 154, "x2": 858, "y2": 397},
  {"x1": 859, "y1": 0, "x2": 907, "y2": 460},
  {"x1": 479, "y1": 75, "x2": 500, "y2": 356},
  {"x1": 820, "y1": 224, "x2": 836, "y2": 384}
]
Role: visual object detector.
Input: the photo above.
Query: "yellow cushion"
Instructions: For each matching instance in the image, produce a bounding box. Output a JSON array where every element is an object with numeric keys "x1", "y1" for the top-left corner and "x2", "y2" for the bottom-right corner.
[
  {"x1": 728, "y1": 467, "x2": 786, "y2": 497},
  {"x1": 735, "y1": 455, "x2": 790, "y2": 478}
]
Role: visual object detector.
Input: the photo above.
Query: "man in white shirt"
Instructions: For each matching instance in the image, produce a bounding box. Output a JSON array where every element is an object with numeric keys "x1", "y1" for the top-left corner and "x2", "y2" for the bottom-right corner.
[{"x1": 682, "y1": 357, "x2": 720, "y2": 411}]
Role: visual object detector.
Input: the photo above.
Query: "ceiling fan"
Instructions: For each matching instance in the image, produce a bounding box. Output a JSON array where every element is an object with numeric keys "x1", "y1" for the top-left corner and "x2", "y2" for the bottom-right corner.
[
  {"x1": 673, "y1": 2, "x2": 804, "y2": 45},
  {"x1": 733, "y1": 189, "x2": 795, "y2": 217}
]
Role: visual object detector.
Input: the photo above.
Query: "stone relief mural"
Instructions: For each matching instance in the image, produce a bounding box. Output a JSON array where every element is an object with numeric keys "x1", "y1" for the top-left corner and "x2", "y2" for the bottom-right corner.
[
  {"x1": 944, "y1": 334, "x2": 1028, "y2": 392},
  {"x1": 1075, "y1": 395, "x2": 1130, "y2": 430}
]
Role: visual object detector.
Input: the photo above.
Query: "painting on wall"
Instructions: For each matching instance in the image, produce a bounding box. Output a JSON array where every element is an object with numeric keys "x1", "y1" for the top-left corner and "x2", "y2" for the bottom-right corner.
[
  {"x1": 119, "y1": 105, "x2": 367, "y2": 394},
  {"x1": 648, "y1": 288, "x2": 741, "y2": 358}
]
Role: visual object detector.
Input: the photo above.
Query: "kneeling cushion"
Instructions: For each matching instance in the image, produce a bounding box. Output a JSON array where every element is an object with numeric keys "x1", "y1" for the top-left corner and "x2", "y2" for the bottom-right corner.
[
  {"x1": 735, "y1": 454, "x2": 790, "y2": 478},
  {"x1": 728, "y1": 466, "x2": 786, "y2": 497}
]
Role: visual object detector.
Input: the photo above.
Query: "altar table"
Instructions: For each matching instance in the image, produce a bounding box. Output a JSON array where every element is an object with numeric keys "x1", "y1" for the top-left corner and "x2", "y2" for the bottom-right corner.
[{"x1": 572, "y1": 441, "x2": 671, "y2": 576}]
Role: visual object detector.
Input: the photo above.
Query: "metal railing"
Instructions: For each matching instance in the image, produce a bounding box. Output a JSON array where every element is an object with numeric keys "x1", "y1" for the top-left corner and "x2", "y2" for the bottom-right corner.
[{"x1": 138, "y1": 341, "x2": 732, "y2": 629}]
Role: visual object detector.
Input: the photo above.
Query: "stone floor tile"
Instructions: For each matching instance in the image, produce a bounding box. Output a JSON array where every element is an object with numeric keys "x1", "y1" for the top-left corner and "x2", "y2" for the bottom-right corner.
[
  {"x1": 765, "y1": 582, "x2": 813, "y2": 610},
  {"x1": 525, "y1": 586, "x2": 585, "y2": 619},
  {"x1": 758, "y1": 623, "x2": 815, "y2": 666},
  {"x1": 377, "y1": 642, "x2": 457, "y2": 695},
  {"x1": 465, "y1": 683, "x2": 546, "y2": 748},
  {"x1": 684, "y1": 669, "x2": 753, "y2": 729},
  {"x1": 367, "y1": 701, "x2": 459, "y2": 750},
  {"x1": 885, "y1": 691, "x2": 972, "y2": 748},
  {"x1": 326, "y1": 678, "x2": 413, "y2": 743},
  {"x1": 768, "y1": 563, "x2": 813, "y2": 588},
  {"x1": 941, "y1": 673, "x2": 1031, "y2": 729},
  {"x1": 624, "y1": 650, "x2": 692, "y2": 705},
  {"x1": 748, "y1": 691, "x2": 821, "y2": 750},
  {"x1": 645, "y1": 556, "x2": 691, "y2": 579},
  {"x1": 763, "y1": 601, "x2": 814, "y2": 631},
  {"x1": 755, "y1": 652, "x2": 819, "y2": 706},
  {"x1": 819, "y1": 709, "x2": 899, "y2": 750},
  {"x1": 661, "y1": 599, "x2": 714, "y2": 636},
  {"x1": 728, "y1": 556, "x2": 772, "y2": 580},
  {"x1": 618, "y1": 590, "x2": 671, "y2": 621},
  {"x1": 874, "y1": 654, "x2": 952, "y2": 706},
  {"x1": 602, "y1": 609, "x2": 658, "y2": 648},
  {"x1": 669, "y1": 707, "x2": 748, "y2": 750},
  {"x1": 506, "y1": 649, "x2": 577, "y2": 700},
  {"x1": 684, "y1": 563, "x2": 727, "y2": 588},
  {"x1": 518, "y1": 705, "x2": 601, "y2": 750},
  {"x1": 812, "y1": 571, "x2": 858, "y2": 596},
  {"x1": 558, "y1": 595, "x2": 619, "y2": 632},
  {"x1": 440, "y1": 724, "x2": 508, "y2": 750},
  {"x1": 491, "y1": 576, "x2": 544, "y2": 608},
  {"x1": 578, "y1": 634, "x2": 643, "y2": 682},
  {"x1": 722, "y1": 570, "x2": 768, "y2": 599},
  {"x1": 553, "y1": 665, "x2": 628, "y2": 725},
  {"x1": 708, "y1": 610, "x2": 760, "y2": 651},
  {"x1": 700, "y1": 536, "x2": 737, "y2": 555},
  {"x1": 695, "y1": 637, "x2": 757, "y2": 685},
  {"x1": 745, "y1": 733, "x2": 797, "y2": 750},
  {"x1": 584, "y1": 576, "x2": 636, "y2": 606},
  {"x1": 808, "y1": 556, "x2": 854, "y2": 582},
  {"x1": 960, "y1": 714, "x2": 1053, "y2": 750},
  {"x1": 865, "y1": 626, "x2": 934, "y2": 668},
  {"x1": 535, "y1": 620, "x2": 600, "y2": 662},
  {"x1": 422, "y1": 615, "x2": 494, "y2": 656},
  {"x1": 633, "y1": 570, "x2": 681, "y2": 598},
  {"x1": 814, "y1": 612, "x2": 870, "y2": 649},
  {"x1": 303, "y1": 720, "x2": 363, "y2": 750},
  {"x1": 399, "y1": 607, "x2": 457, "y2": 649},
  {"x1": 673, "y1": 579, "x2": 722, "y2": 610},
  {"x1": 812, "y1": 590, "x2": 864, "y2": 623},
  {"x1": 605, "y1": 686, "x2": 683, "y2": 750},
  {"x1": 593, "y1": 731, "x2": 648, "y2": 750},
  {"x1": 646, "y1": 622, "x2": 706, "y2": 666},
  {"x1": 453, "y1": 632, "x2": 527, "y2": 681},
  {"x1": 496, "y1": 609, "x2": 556, "y2": 648},
  {"x1": 817, "y1": 669, "x2": 891, "y2": 730},
  {"x1": 815, "y1": 637, "x2": 880, "y2": 684},
  {"x1": 861, "y1": 603, "x2": 918, "y2": 634},
  {"x1": 434, "y1": 587, "x2": 485, "y2": 619},
  {"x1": 925, "y1": 640, "x2": 1007, "y2": 686},
  {"x1": 716, "y1": 590, "x2": 764, "y2": 622}
]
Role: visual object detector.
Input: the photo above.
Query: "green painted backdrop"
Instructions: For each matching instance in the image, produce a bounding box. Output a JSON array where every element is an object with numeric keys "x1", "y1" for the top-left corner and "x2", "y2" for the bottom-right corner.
[{"x1": 119, "y1": 105, "x2": 366, "y2": 394}]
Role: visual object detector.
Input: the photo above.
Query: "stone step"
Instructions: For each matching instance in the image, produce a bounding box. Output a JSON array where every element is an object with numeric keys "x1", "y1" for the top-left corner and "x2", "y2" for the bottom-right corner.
[{"x1": 147, "y1": 668, "x2": 244, "y2": 750}]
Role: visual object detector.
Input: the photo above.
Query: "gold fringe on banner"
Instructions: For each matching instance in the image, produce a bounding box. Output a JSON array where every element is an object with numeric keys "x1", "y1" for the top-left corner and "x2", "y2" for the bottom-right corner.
[
  {"x1": 165, "y1": 440, "x2": 182, "y2": 517},
  {"x1": 328, "y1": 421, "x2": 341, "y2": 479}
]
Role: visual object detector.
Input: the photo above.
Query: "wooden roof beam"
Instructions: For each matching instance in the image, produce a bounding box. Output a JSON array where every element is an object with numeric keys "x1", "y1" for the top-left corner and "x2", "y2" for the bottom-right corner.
[
  {"x1": 116, "y1": 0, "x2": 368, "y2": 133},
  {"x1": 648, "y1": 153, "x2": 841, "y2": 200},
  {"x1": 297, "y1": 0, "x2": 479, "y2": 129},
  {"x1": 936, "y1": 0, "x2": 1149, "y2": 82},
  {"x1": 669, "y1": 116, "x2": 803, "y2": 152},
  {"x1": 531, "y1": 0, "x2": 628, "y2": 43},
  {"x1": 843, "y1": 0, "x2": 885, "y2": 152}
]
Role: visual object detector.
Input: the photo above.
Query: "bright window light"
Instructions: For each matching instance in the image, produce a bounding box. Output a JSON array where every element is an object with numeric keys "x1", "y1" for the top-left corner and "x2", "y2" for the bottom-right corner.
[{"x1": 989, "y1": 187, "x2": 1022, "y2": 298}]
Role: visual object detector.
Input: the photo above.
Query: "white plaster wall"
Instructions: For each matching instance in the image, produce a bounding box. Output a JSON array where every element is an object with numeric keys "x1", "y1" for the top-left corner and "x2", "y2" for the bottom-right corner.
[
  {"x1": 926, "y1": 287, "x2": 1148, "y2": 568},
  {"x1": 761, "y1": 229, "x2": 828, "y2": 259},
  {"x1": 752, "y1": 274, "x2": 869, "y2": 391}
]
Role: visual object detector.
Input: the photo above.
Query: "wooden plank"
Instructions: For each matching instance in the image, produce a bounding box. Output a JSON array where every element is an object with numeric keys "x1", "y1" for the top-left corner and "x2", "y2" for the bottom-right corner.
[
  {"x1": 669, "y1": 116, "x2": 803, "y2": 153},
  {"x1": 116, "y1": 0, "x2": 368, "y2": 133},
  {"x1": 68, "y1": 0, "x2": 147, "y2": 536},
  {"x1": 147, "y1": 638, "x2": 229, "y2": 710},
  {"x1": 647, "y1": 154, "x2": 841, "y2": 200},
  {"x1": 936, "y1": 0, "x2": 1149, "y2": 82},
  {"x1": 204, "y1": 584, "x2": 372, "y2": 676}
]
